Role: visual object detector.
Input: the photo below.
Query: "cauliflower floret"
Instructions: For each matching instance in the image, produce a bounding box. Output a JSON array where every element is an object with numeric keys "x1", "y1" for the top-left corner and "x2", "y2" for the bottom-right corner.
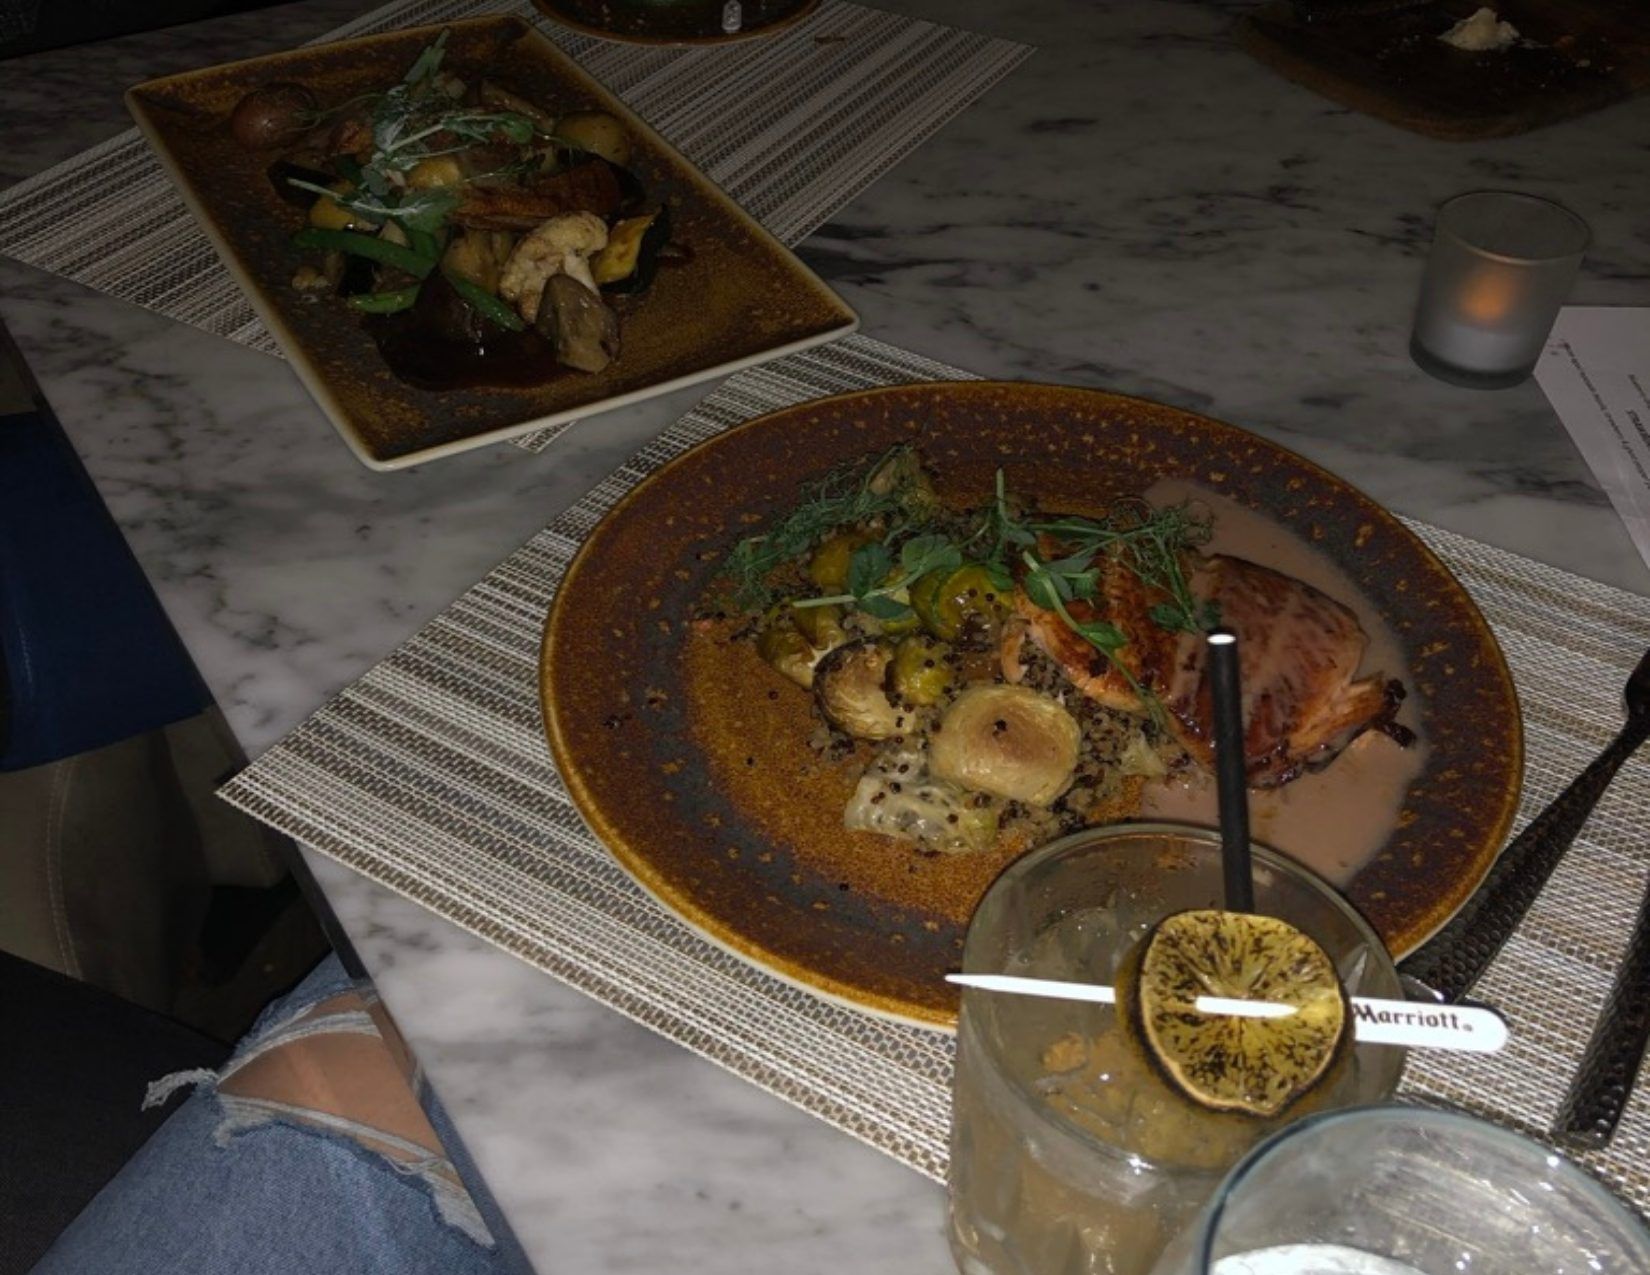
[{"x1": 498, "y1": 211, "x2": 608, "y2": 323}]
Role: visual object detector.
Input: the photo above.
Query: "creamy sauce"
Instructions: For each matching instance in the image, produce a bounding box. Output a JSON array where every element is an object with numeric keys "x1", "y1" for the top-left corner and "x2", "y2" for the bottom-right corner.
[{"x1": 1138, "y1": 481, "x2": 1428, "y2": 885}]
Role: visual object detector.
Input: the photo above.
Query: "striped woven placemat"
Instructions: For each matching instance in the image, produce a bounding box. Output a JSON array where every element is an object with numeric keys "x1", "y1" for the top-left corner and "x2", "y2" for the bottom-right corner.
[
  {"x1": 0, "y1": 0, "x2": 1028, "y2": 452},
  {"x1": 221, "y1": 333, "x2": 1650, "y2": 1210}
]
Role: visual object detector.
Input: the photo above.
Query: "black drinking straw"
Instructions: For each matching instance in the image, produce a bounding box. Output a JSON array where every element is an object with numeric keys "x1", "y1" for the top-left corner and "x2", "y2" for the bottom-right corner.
[{"x1": 1205, "y1": 628, "x2": 1254, "y2": 913}]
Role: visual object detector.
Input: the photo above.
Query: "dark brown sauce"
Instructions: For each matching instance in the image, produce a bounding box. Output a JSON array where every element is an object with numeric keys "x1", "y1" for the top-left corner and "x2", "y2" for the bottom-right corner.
[
  {"x1": 363, "y1": 249, "x2": 688, "y2": 392},
  {"x1": 367, "y1": 311, "x2": 568, "y2": 391}
]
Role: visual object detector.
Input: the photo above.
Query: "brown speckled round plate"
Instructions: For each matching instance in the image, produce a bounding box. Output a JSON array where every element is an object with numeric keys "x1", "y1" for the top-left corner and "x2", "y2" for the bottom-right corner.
[
  {"x1": 533, "y1": 0, "x2": 819, "y2": 46},
  {"x1": 540, "y1": 382, "x2": 1522, "y2": 1028}
]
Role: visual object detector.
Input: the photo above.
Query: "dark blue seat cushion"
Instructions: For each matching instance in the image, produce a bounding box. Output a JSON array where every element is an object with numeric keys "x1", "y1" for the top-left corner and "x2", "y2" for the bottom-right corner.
[{"x1": 0, "y1": 406, "x2": 211, "y2": 770}]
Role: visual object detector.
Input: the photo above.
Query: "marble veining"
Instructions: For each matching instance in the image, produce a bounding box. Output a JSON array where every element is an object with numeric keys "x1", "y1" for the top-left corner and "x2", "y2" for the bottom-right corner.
[{"x1": 5, "y1": 0, "x2": 1650, "y2": 1269}]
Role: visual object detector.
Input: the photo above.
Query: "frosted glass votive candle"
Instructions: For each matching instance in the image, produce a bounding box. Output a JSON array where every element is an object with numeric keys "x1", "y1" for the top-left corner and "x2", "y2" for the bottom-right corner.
[{"x1": 1410, "y1": 192, "x2": 1589, "y2": 389}]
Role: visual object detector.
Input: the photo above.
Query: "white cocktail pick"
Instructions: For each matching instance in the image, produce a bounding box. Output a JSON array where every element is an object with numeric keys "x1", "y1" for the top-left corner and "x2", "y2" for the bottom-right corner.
[{"x1": 946, "y1": 973, "x2": 1508, "y2": 1054}]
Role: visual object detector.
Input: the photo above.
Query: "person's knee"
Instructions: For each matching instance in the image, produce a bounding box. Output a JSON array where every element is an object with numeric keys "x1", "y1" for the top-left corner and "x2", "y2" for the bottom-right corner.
[{"x1": 216, "y1": 992, "x2": 446, "y2": 1168}]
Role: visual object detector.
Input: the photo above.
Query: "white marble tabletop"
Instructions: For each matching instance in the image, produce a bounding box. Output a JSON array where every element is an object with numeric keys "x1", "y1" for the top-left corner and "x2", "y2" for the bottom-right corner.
[{"x1": 5, "y1": 1, "x2": 1650, "y2": 1270}]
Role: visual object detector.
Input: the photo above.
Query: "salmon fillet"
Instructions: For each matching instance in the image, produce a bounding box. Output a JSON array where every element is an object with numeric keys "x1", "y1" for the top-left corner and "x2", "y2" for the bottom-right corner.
[{"x1": 1015, "y1": 551, "x2": 1403, "y2": 787}]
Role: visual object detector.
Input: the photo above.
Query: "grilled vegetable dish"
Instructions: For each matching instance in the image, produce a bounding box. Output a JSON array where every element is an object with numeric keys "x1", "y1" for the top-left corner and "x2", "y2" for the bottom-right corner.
[
  {"x1": 229, "y1": 29, "x2": 676, "y2": 389},
  {"x1": 701, "y1": 447, "x2": 1413, "y2": 858}
]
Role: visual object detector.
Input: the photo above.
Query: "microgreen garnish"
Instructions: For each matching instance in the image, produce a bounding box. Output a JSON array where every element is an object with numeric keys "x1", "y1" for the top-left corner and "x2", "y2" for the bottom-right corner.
[
  {"x1": 287, "y1": 31, "x2": 552, "y2": 237},
  {"x1": 284, "y1": 178, "x2": 461, "y2": 234},
  {"x1": 718, "y1": 449, "x2": 1218, "y2": 717},
  {"x1": 401, "y1": 28, "x2": 449, "y2": 86},
  {"x1": 795, "y1": 531, "x2": 962, "y2": 621},
  {"x1": 718, "y1": 445, "x2": 938, "y2": 611},
  {"x1": 1025, "y1": 502, "x2": 1219, "y2": 635}
]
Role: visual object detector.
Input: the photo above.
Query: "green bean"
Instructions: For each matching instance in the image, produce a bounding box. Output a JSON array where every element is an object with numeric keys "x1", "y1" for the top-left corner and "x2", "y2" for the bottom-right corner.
[
  {"x1": 292, "y1": 228, "x2": 433, "y2": 278},
  {"x1": 347, "y1": 286, "x2": 420, "y2": 314},
  {"x1": 406, "y1": 226, "x2": 442, "y2": 264},
  {"x1": 443, "y1": 269, "x2": 525, "y2": 332}
]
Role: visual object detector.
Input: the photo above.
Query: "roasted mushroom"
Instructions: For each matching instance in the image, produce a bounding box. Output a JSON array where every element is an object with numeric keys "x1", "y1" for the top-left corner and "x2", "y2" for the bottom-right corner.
[
  {"x1": 929, "y1": 684, "x2": 1080, "y2": 806},
  {"x1": 536, "y1": 275, "x2": 620, "y2": 374},
  {"x1": 814, "y1": 640, "x2": 904, "y2": 740}
]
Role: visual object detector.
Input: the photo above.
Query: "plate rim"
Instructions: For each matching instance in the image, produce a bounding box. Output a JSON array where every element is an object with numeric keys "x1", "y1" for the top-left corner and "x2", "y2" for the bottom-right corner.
[
  {"x1": 540, "y1": 379, "x2": 1525, "y2": 1027},
  {"x1": 531, "y1": 0, "x2": 823, "y2": 47},
  {"x1": 123, "y1": 13, "x2": 858, "y2": 471}
]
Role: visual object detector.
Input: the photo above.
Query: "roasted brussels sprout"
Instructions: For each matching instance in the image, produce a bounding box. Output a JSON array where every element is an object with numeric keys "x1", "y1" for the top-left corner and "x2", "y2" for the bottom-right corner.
[
  {"x1": 866, "y1": 448, "x2": 938, "y2": 516},
  {"x1": 930, "y1": 564, "x2": 1011, "y2": 645},
  {"x1": 929, "y1": 684, "x2": 1080, "y2": 806},
  {"x1": 889, "y1": 635, "x2": 952, "y2": 707},
  {"x1": 757, "y1": 624, "x2": 817, "y2": 688},
  {"x1": 807, "y1": 530, "x2": 876, "y2": 592},
  {"x1": 791, "y1": 602, "x2": 846, "y2": 650},
  {"x1": 908, "y1": 567, "x2": 947, "y2": 630},
  {"x1": 870, "y1": 604, "x2": 923, "y2": 638},
  {"x1": 757, "y1": 604, "x2": 845, "y2": 688},
  {"x1": 814, "y1": 640, "x2": 903, "y2": 740}
]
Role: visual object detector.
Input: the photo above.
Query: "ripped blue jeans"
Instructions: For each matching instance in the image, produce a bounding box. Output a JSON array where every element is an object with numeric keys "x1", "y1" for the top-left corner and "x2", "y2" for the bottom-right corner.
[{"x1": 32, "y1": 956, "x2": 520, "y2": 1275}]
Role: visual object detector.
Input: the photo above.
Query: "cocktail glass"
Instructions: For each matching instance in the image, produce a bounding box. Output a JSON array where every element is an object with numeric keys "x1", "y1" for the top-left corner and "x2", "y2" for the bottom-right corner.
[
  {"x1": 1190, "y1": 1104, "x2": 1650, "y2": 1275},
  {"x1": 948, "y1": 823, "x2": 1406, "y2": 1275}
]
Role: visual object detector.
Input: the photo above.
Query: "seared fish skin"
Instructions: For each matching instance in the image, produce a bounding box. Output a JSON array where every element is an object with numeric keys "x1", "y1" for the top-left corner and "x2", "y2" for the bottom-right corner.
[{"x1": 1015, "y1": 552, "x2": 1405, "y2": 787}]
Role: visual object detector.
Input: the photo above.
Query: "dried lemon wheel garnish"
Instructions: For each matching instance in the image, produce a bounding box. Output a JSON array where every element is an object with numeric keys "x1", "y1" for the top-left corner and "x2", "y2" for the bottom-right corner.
[{"x1": 1126, "y1": 909, "x2": 1349, "y2": 1119}]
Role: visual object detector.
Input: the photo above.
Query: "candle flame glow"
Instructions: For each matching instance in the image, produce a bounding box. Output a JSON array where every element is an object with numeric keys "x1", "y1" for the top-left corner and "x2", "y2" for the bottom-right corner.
[{"x1": 1459, "y1": 270, "x2": 1521, "y2": 325}]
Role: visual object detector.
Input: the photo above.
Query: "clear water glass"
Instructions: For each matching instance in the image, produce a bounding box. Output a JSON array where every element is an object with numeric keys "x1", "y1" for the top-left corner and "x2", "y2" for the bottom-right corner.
[
  {"x1": 1192, "y1": 1104, "x2": 1650, "y2": 1275},
  {"x1": 1409, "y1": 191, "x2": 1589, "y2": 390},
  {"x1": 947, "y1": 824, "x2": 1406, "y2": 1275}
]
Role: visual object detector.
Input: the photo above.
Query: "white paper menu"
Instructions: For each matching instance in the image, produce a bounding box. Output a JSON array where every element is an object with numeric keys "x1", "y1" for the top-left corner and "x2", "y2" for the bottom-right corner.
[{"x1": 1535, "y1": 306, "x2": 1650, "y2": 568}]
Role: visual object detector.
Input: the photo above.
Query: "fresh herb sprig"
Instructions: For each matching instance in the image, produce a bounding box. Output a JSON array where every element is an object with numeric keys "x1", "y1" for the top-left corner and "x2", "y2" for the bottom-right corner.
[
  {"x1": 793, "y1": 532, "x2": 962, "y2": 621},
  {"x1": 718, "y1": 445, "x2": 938, "y2": 610},
  {"x1": 287, "y1": 30, "x2": 548, "y2": 235},
  {"x1": 1017, "y1": 545, "x2": 1154, "y2": 705},
  {"x1": 284, "y1": 177, "x2": 461, "y2": 234},
  {"x1": 1025, "y1": 502, "x2": 1217, "y2": 635},
  {"x1": 1002, "y1": 495, "x2": 1215, "y2": 715},
  {"x1": 719, "y1": 450, "x2": 1216, "y2": 717}
]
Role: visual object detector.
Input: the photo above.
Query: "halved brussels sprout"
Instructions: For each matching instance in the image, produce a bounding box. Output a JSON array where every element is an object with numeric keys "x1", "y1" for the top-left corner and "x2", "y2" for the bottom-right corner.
[
  {"x1": 929, "y1": 684, "x2": 1080, "y2": 807},
  {"x1": 757, "y1": 602, "x2": 846, "y2": 689},
  {"x1": 920, "y1": 564, "x2": 1010, "y2": 645},
  {"x1": 814, "y1": 640, "x2": 904, "y2": 740},
  {"x1": 866, "y1": 449, "x2": 938, "y2": 517},
  {"x1": 791, "y1": 602, "x2": 846, "y2": 650},
  {"x1": 807, "y1": 530, "x2": 876, "y2": 592},
  {"x1": 889, "y1": 634, "x2": 952, "y2": 707},
  {"x1": 756, "y1": 624, "x2": 817, "y2": 688},
  {"x1": 908, "y1": 567, "x2": 947, "y2": 630}
]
